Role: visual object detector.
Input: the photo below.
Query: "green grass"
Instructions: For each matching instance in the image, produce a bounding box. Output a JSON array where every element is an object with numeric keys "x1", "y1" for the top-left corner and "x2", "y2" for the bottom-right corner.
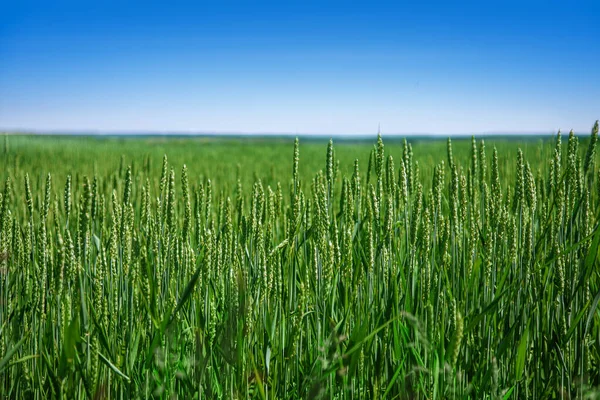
[{"x1": 0, "y1": 126, "x2": 599, "y2": 399}]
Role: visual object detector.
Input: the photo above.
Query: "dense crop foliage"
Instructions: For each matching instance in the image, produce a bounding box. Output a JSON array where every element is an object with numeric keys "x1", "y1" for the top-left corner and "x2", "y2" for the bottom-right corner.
[{"x1": 1, "y1": 125, "x2": 600, "y2": 399}]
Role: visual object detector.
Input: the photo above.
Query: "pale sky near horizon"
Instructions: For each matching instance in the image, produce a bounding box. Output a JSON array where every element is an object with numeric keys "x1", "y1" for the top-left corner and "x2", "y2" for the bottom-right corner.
[{"x1": 1, "y1": 0, "x2": 599, "y2": 135}]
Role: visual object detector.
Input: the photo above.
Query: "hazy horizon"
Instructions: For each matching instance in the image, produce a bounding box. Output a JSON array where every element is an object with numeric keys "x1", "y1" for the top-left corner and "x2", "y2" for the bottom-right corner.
[
  {"x1": 4, "y1": 127, "x2": 597, "y2": 139},
  {"x1": 1, "y1": 0, "x2": 599, "y2": 135}
]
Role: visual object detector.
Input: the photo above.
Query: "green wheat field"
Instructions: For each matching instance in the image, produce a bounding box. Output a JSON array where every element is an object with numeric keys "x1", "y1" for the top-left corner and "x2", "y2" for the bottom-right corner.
[{"x1": 0, "y1": 123, "x2": 599, "y2": 399}]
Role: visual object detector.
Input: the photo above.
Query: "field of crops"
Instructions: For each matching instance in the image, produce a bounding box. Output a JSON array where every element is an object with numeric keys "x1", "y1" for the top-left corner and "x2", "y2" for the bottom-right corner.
[{"x1": 1, "y1": 124, "x2": 599, "y2": 399}]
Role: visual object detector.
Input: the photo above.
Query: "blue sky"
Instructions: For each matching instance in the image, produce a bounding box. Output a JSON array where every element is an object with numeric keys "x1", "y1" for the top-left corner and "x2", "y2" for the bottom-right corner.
[{"x1": 1, "y1": 0, "x2": 599, "y2": 135}]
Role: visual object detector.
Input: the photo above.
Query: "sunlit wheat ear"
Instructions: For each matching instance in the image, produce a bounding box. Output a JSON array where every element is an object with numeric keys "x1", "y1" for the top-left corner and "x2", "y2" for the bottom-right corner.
[
  {"x1": 471, "y1": 136, "x2": 478, "y2": 192},
  {"x1": 339, "y1": 178, "x2": 348, "y2": 223},
  {"x1": 276, "y1": 181, "x2": 283, "y2": 218},
  {"x1": 525, "y1": 162, "x2": 537, "y2": 217},
  {"x1": 479, "y1": 139, "x2": 487, "y2": 187},
  {"x1": 553, "y1": 130, "x2": 562, "y2": 193},
  {"x1": 450, "y1": 299, "x2": 463, "y2": 367},
  {"x1": 402, "y1": 136, "x2": 410, "y2": 177},
  {"x1": 508, "y1": 214, "x2": 518, "y2": 265},
  {"x1": 326, "y1": 139, "x2": 334, "y2": 201},
  {"x1": 447, "y1": 137, "x2": 454, "y2": 168},
  {"x1": 351, "y1": 158, "x2": 360, "y2": 197},
  {"x1": 459, "y1": 174, "x2": 468, "y2": 231},
  {"x1": 78, "y1": 177, "x2": 92, "y2": 264},
  {"x1": 410, "y1": 183, "x2": 423, "y2": 248},
  {"x1": 346, "y1": 177, "x2": 355, "y2": 224},
  {"x1": 491, "y1": 147, "x2": 501, "y2": 222},
  {"x1": 181, "y1": 165, "x2": 191, "y2": 244},
  {"x1": 513, "y1": 148, "x2": 525, "y2": 212},
  {"x1": 375, "y1": 133, "x2": 384, "y2": 184},
  {"x1": 386, "y1": 155, "x2": 395, "y2": 201},
  {"x1": 90, "y1": 176, "x2": 98, "y2": 222},
  {"x1": 407, "y1": 142, "x2": 414, "y2": 194},
  {"x1": 342, "y1": 222, "x2": 353, "y2": 284},
  {"x1": 41, "y1": 173, "x2": 51, "y2": 223},
  {"x1": 449, "y1": 163, "x2": 459, "y2": 235},
  {"x1": 432, "y1": 161, "x2": 444, "y2": 215},
  {"x1": 398, "y1": 159, "x2": 408, "y2": 211},
  {"x1": 267, "y1": 186, "x2": 276, "y2": 225},
  {"x1": 583, "y1": 120, "x2": 598, "y2": 177},
  {"x1": 566, "y1": 130, "x2": 580, "y2": 201},
  {"x1": 292, "y1": 137, "x2": 300, "y2": 192},
  {"x1": 165, "y1": 168, "x2": 176, "y2": 233},
  {"x1": 24, "y1": 174, "x2": 33, "y2": 219},
  {"x1": 123, "y1": 165, "x2": 132, "y2": 206},
  {"x1": 159, "y1": 153, "x2": 168, "y2": 207}
]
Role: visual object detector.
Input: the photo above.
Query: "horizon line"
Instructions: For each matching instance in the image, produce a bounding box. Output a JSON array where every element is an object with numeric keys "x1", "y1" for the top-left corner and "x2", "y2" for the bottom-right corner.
[{"x1": 1, "y1": 127, "x2": 590, "y2": 139}]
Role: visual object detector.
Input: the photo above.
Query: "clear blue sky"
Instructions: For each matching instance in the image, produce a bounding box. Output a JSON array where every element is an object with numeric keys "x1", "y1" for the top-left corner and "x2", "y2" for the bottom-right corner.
[{"x1": 1, "y1": 0, "x2": 599, "y2": 135}]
